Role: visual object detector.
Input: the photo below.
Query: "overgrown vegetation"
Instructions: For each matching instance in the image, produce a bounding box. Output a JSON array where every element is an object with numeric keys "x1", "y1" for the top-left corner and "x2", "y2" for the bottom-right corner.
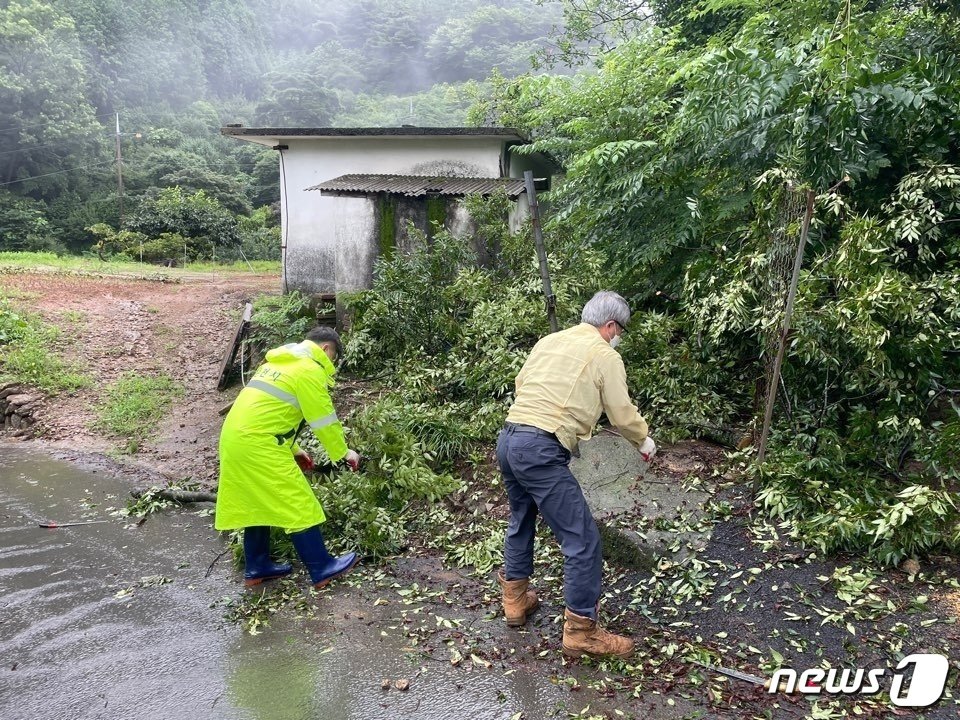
[
  {"x1": 0, "y1": 296, "x2": 88, "y2": 391},
  {"x1": 234, "y1": 289, "x2": 457, "y2": 558},
  {"x1": 476, "y1": 0, "x2": 960, "y2": 566},
  {"x1": 94, "y1": 372, "x2": 184, "y2": 451},
  {"x1": 243, "y1": 291, "x2": 315, "y2": 359},
  {"x1": 232, "y1": 193, "x2": 607, "y2": 560},
  {"x1": 260, "y1": 156, "x2": 956, "y2": 570}
]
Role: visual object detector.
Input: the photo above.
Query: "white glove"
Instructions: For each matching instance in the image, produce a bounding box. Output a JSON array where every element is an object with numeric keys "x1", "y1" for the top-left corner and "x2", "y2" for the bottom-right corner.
[
  {"x1": 344, "y1": 449, "x2": 361, "y2": 471},
  {"x1": 639, "y1": 436, "x2": 657, "y2": 463}
]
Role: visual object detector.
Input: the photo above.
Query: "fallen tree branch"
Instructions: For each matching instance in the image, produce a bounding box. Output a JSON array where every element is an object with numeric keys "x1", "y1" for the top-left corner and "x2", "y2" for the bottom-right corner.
[{"x1": 130, "y1": 488, "x2": 217, "y2": 503}]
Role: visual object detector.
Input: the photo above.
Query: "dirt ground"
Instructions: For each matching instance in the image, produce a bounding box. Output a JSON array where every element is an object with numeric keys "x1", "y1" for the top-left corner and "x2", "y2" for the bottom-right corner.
[{"x1": 0, "y1": 268, "x2": 278, "y2": 482}]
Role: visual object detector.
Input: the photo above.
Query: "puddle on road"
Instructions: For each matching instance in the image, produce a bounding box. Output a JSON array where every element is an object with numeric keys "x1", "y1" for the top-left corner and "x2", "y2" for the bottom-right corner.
[{"x1": 0, "y1": 443, "x2": 581, "y2": 720}]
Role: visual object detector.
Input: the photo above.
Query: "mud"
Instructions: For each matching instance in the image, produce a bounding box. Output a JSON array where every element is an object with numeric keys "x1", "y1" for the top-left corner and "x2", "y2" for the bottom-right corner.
[{"x1": 0, "y1": 270, "x2": 277, "y2": 483}]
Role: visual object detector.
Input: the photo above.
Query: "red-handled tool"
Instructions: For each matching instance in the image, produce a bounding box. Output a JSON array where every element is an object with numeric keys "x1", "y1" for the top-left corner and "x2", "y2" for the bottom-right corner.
[{"x1": 295, "y1": 454, "x2": 315, "y2": 472}]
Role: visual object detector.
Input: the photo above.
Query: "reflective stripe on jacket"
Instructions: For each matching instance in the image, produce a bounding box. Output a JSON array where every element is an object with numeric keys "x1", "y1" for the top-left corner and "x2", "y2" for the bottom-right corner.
[
  {"x1": 231, "y1": 340, "x2": 348, "y2": 461},
  {"x1": 214, "y1": 339, "x2": 347, "y2": 531}
]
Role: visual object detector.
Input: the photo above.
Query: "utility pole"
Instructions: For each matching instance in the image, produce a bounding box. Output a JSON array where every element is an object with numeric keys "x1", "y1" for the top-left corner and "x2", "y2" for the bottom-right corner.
[{"x1": 114, "y1": 112, "x2": 124, "y2": 226}]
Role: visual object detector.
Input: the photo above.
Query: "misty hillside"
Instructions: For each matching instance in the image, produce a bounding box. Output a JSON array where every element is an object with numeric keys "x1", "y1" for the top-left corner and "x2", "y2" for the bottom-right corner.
[{"x1": 0, "y1": 0, "x2": 565, "y2": 254}]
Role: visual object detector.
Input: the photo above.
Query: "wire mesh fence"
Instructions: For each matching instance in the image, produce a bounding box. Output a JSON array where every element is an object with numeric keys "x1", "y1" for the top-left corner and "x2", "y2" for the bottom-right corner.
[{"x1": 755, "y1": 186, "x2": 816, "y2": 465}]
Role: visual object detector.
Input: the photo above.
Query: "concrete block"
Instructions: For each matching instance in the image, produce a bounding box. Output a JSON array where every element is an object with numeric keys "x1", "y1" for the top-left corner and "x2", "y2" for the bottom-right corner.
[{"x1": 571, "y1": 434, "x2": 712, "y2": 570}]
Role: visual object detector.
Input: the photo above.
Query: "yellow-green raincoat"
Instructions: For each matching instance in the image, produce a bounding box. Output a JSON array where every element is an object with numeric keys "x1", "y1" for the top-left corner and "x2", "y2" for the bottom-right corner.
[{"x1": 214, "y1": 340, "x2": 348, "y2": 531}]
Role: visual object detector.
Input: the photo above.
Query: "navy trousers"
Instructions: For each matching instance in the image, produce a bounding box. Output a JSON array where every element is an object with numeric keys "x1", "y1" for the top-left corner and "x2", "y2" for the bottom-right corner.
[{"x1": 496, "y1": 425, "x2": 602, "y2": 619}]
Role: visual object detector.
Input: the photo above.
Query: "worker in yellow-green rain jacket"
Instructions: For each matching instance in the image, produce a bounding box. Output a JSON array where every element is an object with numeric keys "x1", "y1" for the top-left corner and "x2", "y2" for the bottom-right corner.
[{"x1": 215, "y1": 326, "x2": 361, "y2": 589}]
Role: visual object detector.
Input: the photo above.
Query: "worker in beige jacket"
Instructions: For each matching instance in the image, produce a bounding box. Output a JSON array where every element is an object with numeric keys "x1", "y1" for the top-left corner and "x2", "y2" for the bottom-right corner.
[{"x1": 496, "y1": 290, "x2": 656, "y2": 659}]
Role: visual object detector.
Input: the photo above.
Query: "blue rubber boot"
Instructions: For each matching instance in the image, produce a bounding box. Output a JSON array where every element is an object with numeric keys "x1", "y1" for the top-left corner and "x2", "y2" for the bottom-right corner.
[
  {"x1": 290, "y1": 525, "x2": 358, "y2": 588},
  {"x1": 243, "y1": 526, "x2": 292, "y2": 587}
]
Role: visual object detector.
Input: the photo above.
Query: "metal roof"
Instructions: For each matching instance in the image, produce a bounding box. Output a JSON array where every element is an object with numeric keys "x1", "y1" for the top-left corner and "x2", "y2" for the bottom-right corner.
[
  {"x1": 221, "y1": 126, "x2": 528, "y2": 142},
  {"x1": 307, "y1": 174, "x2": 540, "y2": 198}
]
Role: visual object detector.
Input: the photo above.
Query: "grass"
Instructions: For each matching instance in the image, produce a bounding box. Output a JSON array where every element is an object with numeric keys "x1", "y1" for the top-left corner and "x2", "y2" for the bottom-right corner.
[
  {"x1": 184, "y1": 258, "x2": 280, "y2": 272},
  {"x1": 94, "y1": 372, "x2": 184, "y2": 451},
  {"x1": 61, "y1": 309, "x2": 86, "y2": 325},
  {"x1": 0, "y1": 251, "x2": 279, "y2": 276},
  {"x1": 0, "y1": 298, "x2": 89, "y2": 392}
]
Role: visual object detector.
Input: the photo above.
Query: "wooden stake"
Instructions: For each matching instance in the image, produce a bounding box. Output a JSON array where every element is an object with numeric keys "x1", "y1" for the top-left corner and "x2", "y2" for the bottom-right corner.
[
  {"x1": 524, "y1": 171, "x2": 558, "y2": 333},
  {"x1": 756, "y1": 190, "x2": 816, "y2": 470}
]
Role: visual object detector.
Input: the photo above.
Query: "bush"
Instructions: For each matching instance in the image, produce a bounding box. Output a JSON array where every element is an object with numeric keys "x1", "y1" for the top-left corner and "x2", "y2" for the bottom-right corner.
[
  {"x1": 296, "y1": 396, "x2": 461, "y2": 557},
  {"x1": 621, "y1": 311, "x2": 746, "y2": 444},
  {"x1": 0, "y1": 191, "x2": 64, "y2": 253},
  {"x1": 125, "y1": 186, "x2": 241, "y2": 261},
  {"x1": 241, "y1": 291, "x2": 315, "y2": 372},
  {"x1": 489, "y1": 2, "x2": 960, "y2": 566}
]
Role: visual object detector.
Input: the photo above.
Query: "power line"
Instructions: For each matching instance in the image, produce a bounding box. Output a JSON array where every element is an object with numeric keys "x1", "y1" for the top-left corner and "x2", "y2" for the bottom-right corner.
[
  {"x1": 0, "y1": 159, "x2": 115, "y2": 187},
  {"x1": 0, "y1": 134, "x2": 109, "y2": 157},
  {"x1": 0, "y1": 111, "x2": 116, "y2": 135}
]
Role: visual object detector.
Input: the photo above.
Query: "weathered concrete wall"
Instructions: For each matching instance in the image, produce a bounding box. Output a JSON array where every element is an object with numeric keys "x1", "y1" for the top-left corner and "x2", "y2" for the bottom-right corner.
[
  {"x1": 505, "y1": 146, "x2": 556, "y2": 233},
  {"x1": 279, "y1": 138, "x2": 504, "y2": 295},
  {"x1": 394, "y1": 197, "x2": 428, "y2": 252}
]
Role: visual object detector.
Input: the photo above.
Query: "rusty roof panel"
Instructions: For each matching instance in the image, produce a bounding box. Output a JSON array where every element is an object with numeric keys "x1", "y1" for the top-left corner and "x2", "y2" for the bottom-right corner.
[{"x1": 306, "y1": 174, "x2": 534, "y2": 198}]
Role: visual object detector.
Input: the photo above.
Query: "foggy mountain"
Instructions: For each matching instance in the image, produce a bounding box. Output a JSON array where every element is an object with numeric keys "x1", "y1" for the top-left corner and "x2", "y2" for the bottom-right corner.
[{"x1": 0, "y1": 0, "x2": 566, "y2": 252}]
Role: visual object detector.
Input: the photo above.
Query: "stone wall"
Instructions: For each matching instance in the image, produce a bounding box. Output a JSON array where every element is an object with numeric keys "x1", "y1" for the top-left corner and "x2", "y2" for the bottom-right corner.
[{"x1": 0, "y1": 383, "x2": 41, "y2": 437}]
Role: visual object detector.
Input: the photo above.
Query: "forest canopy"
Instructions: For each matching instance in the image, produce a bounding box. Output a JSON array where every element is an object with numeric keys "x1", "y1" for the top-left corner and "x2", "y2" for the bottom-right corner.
[{"x1": 0, "y1": 0, "x2": 562, "y2": 255}]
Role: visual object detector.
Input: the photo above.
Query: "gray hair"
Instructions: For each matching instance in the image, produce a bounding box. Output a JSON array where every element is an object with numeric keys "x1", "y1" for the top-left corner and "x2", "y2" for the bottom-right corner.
[
  {"x1": 581, "y1": 291, "x2": 630, "y2": 328},
  {"x1": 305, "y1": 325, "x2": 342, "y2": 357}
]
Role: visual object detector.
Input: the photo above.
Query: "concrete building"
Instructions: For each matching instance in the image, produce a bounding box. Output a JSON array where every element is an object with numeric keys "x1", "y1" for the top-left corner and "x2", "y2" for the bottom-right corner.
[{"x1": 220, "y1": 126, "x2": 557, "y2": 295}]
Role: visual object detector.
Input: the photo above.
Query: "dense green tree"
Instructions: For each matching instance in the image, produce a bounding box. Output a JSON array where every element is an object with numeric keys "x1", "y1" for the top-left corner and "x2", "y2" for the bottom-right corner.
[
  {"x1": 254, "y1": 55, "x2": 341, "y2": 125},
  {"x1": 337, "y1": 82, "x2": 485, "y2": 127},
  {"x1": 426, "y1": 4, "x2": 557, "y2": 83},
  {"x1": 0, "y1": 0, "x2": 567, "y2": 255},
  {"x1": 197, "y1": 0, "x2": 267, "y2": 97},
  {"x1": 235, "y1": 206, "x2": 280, "y2": 260},
  {"x1": 533, "y1": 0, "x2": 651, "y2": 67},
  {"x1": 0, "y1": 1, "x2": 104, "y2": 192},
  {"x1": 125, "y1": 186, "x2": 240, "y2": 259},
  {"x1": 246, "y1": 150, "x2": 280, "y2": 208},
  {"x1": 486, "y1": 0, "x2": 960, "y2": 563},
  {"x1": 0, "y1": 189, "x2": 59, "y2": 250},
  {"x1": 648, "y1": 0, "x2": 747, "y2": 46}
]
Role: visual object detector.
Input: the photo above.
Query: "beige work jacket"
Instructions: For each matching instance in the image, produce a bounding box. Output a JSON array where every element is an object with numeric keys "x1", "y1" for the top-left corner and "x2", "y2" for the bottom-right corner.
[{"x1": 505, "y1": 323, "x2": 649, "y2": 454}]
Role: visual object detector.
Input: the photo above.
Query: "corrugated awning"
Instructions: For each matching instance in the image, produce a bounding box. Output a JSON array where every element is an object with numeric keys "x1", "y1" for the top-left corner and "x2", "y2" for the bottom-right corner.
[{"x1": 306, "y1": 174, "x2": 544, "y2": 198}]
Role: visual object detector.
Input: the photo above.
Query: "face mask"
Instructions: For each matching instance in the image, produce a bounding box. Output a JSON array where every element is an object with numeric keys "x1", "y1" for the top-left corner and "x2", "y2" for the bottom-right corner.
[{"x1": 609, "y1": 334, "x2": 621, "y2": 349}]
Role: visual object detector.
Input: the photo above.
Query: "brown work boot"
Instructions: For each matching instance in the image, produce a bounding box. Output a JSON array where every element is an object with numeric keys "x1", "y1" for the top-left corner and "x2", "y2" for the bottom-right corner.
[
  {"x1": 498, "y1": 571, "x2": 540, "y2": 627},
  {"x1": 562, "y1": 609, "x2": 634, "y2": 659}
]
